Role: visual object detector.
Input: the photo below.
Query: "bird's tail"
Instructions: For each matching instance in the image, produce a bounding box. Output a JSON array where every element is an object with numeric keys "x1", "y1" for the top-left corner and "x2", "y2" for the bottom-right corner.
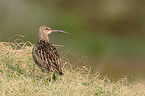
[{"x1": 59, "y1": 72, "x2": 64, "y2": 76}]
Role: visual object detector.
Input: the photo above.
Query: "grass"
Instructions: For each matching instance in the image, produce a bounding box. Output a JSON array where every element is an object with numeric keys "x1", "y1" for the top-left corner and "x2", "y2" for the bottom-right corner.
[{"x1": 0, "y1": 41, "x2": 145, "y2": 96}]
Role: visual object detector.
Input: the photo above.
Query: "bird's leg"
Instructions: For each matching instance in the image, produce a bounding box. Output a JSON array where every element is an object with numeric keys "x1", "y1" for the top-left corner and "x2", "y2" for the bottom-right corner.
[
  {"x1": 41, "y1": 69, "x2": 44, "y2": 79},
  {"x1": 51, "y1": 72, "x2": 56, "y2": 81},
  {"x1": 53, "y1": 72, "x2": 56, "y2": 81}
]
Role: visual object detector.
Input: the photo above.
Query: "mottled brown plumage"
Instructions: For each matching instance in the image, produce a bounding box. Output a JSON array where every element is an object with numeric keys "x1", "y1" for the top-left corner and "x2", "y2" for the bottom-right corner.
[
  {"x1": 32, "y1": 25, "x2": 72, "y2": 80},
  {"x1": 32, "y1": 40, "x2": 63, "y2": 75}
]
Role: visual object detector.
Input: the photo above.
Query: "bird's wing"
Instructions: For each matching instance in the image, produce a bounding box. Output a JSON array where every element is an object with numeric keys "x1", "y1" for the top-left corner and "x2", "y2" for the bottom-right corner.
[
  {"x1": 43, "y1": 42, "x2": 62, "y2": 72},
  {"x1": 33, "y1": 40, "x2": 62, "y2": 73}
]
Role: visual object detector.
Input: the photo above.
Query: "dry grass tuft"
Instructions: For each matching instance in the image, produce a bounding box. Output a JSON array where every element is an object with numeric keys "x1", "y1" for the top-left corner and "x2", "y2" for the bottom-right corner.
[{"x1": 0, "y1": 40, "x2": 145, "y2": 96}]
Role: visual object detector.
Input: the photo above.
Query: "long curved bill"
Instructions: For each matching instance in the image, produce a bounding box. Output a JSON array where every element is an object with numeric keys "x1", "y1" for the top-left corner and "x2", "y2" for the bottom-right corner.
[{"x1": 51, "y1": 29, "x2": 73, "y2": 37}]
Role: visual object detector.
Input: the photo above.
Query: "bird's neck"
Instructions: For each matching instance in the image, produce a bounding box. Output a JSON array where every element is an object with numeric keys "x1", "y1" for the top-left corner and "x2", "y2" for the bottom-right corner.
[{"x1": 38, "y1": 29, "x2": 49, "y2": 42}]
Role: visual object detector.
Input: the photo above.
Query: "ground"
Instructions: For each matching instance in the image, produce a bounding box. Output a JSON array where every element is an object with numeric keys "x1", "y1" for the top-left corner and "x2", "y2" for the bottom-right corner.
[{"x1": 0, "y1": 42, "x2": 145, "y2": 96}]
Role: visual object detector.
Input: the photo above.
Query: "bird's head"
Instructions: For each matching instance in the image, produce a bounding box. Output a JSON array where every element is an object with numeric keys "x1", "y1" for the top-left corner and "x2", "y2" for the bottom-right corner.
[{"x1": 39, "y1": 25, "x2": 73, "y2": 36}]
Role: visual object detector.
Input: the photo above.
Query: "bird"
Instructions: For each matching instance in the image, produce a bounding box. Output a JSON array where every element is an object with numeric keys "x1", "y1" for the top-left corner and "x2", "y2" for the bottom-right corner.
[{"x1": 32, "y1": 25, "x2": 72, "y2": 81}]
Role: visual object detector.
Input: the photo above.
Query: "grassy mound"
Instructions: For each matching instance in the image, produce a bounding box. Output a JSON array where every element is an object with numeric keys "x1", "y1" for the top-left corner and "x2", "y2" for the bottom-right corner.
[{"x1": 0, "y1": 42, "x2": 145, "y2": 96}]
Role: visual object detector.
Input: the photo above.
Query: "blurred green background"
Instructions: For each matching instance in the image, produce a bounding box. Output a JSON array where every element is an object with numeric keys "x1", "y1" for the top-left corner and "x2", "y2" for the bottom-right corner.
[{"x1": 1, "y1": 0, "x2": 145, "y2": 80}]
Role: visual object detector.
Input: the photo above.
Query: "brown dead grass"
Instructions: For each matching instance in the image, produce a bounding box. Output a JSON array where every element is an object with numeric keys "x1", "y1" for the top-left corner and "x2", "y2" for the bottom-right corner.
[{"x1": 0, "y1": 41, "x2": 145, "y2": 96}]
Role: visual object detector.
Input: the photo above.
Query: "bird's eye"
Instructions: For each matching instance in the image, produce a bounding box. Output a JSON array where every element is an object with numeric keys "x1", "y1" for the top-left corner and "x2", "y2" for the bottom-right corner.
[{"x1": 46, "y1": 28, "x2": 48, "y2": 30}]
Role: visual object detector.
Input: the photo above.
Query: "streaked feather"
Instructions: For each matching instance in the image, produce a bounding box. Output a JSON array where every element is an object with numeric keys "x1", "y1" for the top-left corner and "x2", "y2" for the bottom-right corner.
[{"x1": 32, "y1": 40, "x2": 63, "y2": 75}]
